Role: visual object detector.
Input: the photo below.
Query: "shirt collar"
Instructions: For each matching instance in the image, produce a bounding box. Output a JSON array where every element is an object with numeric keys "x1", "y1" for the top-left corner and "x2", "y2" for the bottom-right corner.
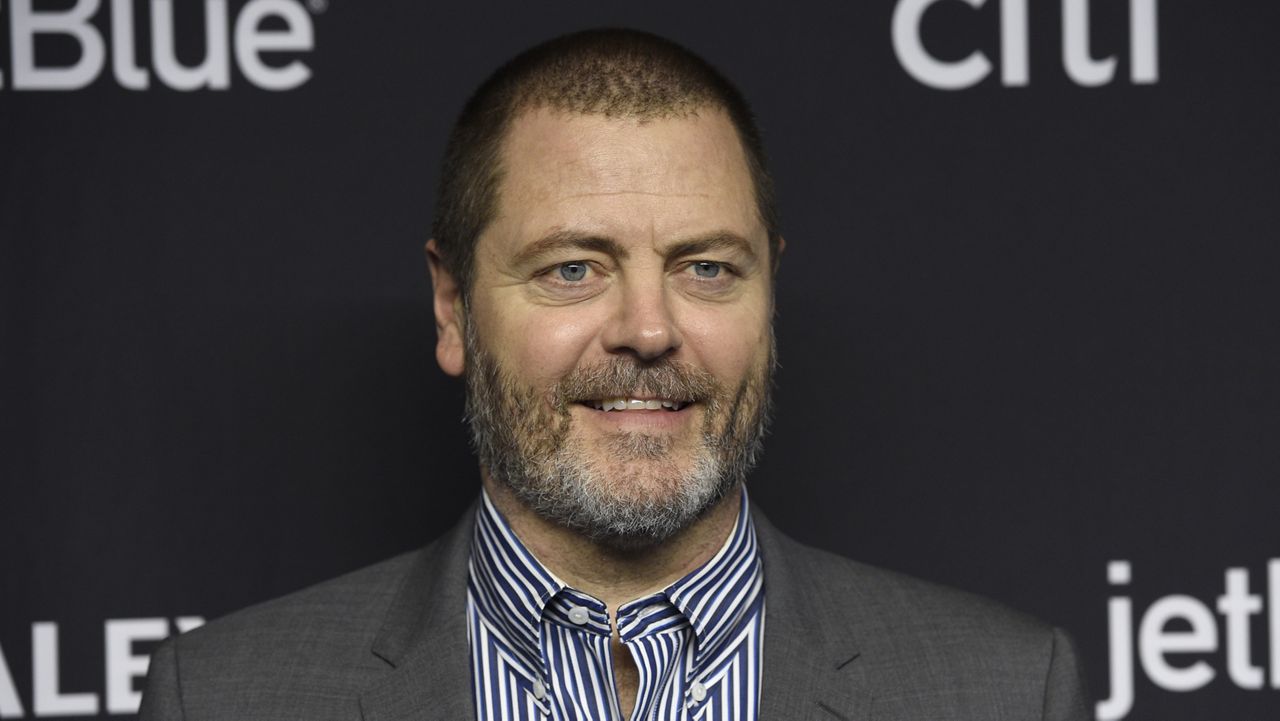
[
  {"x1": 467, "y1": 491, "x2": 561, "y2": 669},
  {"x1": 654, "y1": 492, "x2": 763, "y2": 664},
  {"x1": 468, "y1": 488, "x2": 764, "y2": 668}
]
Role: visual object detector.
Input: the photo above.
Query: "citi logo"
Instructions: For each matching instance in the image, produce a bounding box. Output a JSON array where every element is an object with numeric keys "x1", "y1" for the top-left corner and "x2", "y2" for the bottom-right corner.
[
  {"x1": 892, "y1": 0, "x2": 1159, "y2": 90},
  {"x1": 0, "y1": 0, "x2": 319, "y2": 92}
]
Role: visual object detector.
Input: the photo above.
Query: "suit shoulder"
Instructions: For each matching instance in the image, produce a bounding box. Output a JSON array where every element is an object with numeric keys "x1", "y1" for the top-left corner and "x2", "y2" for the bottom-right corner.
[
  {"x1": 763, "y1": 530, "x2": 1092, "y2": 717},
  {"x1": 769, "y1": 531, "x2": 1056, "y2": 652},
  {"x1": 145, "y1": 550, "x2": 429, "y2": 720},
  {"x1": 173, "y1": 549, "x2": 420, "y2": 673},
  {"x1": 143, "y1": 510, "x2": 478, "y2": 720}
]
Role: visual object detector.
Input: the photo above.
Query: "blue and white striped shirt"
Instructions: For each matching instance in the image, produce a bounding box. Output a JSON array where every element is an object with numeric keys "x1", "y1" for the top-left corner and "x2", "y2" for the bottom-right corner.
[{"x1": 466, "y1": 490, "x2": 766, "y2": 720}]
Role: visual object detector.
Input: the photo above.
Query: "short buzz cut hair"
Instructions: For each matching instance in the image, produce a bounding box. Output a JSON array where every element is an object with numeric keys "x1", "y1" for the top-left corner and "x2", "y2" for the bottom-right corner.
[{"x1": 431, "y1": 28, "x2": 780, "y2": 295}]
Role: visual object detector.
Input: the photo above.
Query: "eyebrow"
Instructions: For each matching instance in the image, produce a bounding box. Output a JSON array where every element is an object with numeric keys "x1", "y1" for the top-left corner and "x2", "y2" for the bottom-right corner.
[
  {"x1": 512, "y1": 230, "x2": 629, "y2": 267},
  {"x1": 512, "y1": 229, "x2": 758, "y2": 267},
  {"x1": 664, "y1": 232, "x2": 758, "y2": 263}
]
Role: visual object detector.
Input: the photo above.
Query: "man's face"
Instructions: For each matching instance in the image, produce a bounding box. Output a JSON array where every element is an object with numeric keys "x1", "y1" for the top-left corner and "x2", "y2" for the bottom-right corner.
[{"x1": 445, "y1": 107, "x2": 775, "y2": 547}]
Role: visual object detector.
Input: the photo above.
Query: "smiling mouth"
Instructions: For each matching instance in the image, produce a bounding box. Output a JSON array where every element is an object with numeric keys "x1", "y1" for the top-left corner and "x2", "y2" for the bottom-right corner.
[{"x1": 579, "y1": 397, "x2": 693, "y2": 412}]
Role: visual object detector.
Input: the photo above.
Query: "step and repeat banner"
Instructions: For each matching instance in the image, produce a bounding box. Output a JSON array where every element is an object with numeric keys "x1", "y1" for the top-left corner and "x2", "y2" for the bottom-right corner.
[{"x1": 1, "y1": 2, "x2": 1276, "y2": 719}]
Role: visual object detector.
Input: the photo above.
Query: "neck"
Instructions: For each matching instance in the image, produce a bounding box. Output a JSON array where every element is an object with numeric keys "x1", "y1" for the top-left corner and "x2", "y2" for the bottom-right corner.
[{"x1": 480, "y1": 472, "x2": 742, "y2": 614}]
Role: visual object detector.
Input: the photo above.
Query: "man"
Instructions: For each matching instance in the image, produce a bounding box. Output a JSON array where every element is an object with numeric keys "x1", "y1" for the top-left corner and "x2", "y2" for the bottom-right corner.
[{"x1": 141, "y1": 29, "x2": 1089, "y2": 721}]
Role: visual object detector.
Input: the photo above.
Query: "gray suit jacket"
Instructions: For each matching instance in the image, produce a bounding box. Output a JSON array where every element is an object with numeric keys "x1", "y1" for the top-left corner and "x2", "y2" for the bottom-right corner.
[{"x1": 140, "y1": 506, "x2": 1090, "y2": 720}]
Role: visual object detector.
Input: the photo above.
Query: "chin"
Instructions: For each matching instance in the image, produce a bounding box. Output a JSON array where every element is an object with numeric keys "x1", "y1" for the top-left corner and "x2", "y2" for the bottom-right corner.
[
  {"x1": 584, "y1": 443, "x2": 702, "y2": 496},
  {"x1": 503, "y1": 447, "x2": 733, "y2": 549}
]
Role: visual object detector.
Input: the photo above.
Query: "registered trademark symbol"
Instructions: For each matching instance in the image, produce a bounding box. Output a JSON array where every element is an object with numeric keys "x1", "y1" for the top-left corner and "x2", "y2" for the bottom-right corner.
[{"x1": 308, "y1": 0, "x2": 328, "y2": 13}]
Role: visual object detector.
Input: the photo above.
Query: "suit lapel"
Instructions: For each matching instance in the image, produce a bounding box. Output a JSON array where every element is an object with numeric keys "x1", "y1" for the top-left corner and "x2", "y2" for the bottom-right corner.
[
  {"x1": 359, "y1": 634, "x2": 473, "y2": 721},
  {"x1": 755, "y1": 508, "x2": 872, "y2": 721},
  {"x1": 360, "y1": 509, "x2": 477, "y2": 721},
  {"x1": 357, "y1": 502, "x2": 870, "y2": 721}
]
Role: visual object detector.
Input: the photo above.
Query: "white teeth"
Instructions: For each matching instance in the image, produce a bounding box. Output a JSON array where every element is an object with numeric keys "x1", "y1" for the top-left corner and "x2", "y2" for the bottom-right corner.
[{"x1": 588, "y1": 397, "x2": 689, "y2": 412}]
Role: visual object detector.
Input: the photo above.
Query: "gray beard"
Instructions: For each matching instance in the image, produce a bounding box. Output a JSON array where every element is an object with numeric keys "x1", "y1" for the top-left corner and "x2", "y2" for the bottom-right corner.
[{"x1": 462, "y1": 318, "x2": 773, "y2": 550}]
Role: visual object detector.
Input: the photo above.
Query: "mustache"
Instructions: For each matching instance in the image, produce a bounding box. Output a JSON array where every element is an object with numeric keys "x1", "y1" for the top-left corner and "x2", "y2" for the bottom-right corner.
[{"x1": 552, "y1": 358, "x2": 720, "y2": 404}]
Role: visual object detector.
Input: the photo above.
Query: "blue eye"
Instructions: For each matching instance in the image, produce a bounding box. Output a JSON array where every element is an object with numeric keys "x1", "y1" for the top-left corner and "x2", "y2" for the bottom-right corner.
[
  {"x1": 558, "y1": 262, "x2": 588, "y2": 281},
  {"x1": 692, "y1": 261, "x2": 721, "y2": 278}
]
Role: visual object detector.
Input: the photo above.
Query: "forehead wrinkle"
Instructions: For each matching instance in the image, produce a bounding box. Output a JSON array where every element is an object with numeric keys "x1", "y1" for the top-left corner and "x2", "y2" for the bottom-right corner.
[{"x1": 558, "y1": 190, "x2": 712, "y2": 200}]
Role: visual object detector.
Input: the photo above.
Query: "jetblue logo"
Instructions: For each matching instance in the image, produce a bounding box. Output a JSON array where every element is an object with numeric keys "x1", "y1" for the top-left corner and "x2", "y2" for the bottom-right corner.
[
  {"x1": 1097, "y1": 559, "x2": 1280, "y2": 720},
  {"x1": 0, "y1": 0, "x2": 319, "y2": 91},
  {"x1": 892, "y1": 0, "x2": 1159, "y2": 89}
]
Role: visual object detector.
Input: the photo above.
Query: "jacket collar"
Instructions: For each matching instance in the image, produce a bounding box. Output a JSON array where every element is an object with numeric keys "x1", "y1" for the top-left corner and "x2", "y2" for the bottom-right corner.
[
  {"x1": 360, "y1": 507, "x2": 476, "y2": 721},
  {"x1": 358, "y1": 498, "x2": 869, "y2": 721},
  {"x1": 753, "y1": 506, "x2": 872, "y2": 720}
]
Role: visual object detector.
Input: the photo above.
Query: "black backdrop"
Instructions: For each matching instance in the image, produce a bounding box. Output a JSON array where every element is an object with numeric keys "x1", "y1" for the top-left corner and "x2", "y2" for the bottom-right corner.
[{"x1": 2, "y1": 2, "x2": 1277, "y2": 719}]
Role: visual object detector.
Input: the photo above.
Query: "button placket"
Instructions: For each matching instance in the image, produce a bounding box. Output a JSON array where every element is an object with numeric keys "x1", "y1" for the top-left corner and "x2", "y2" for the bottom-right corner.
[
  {"x1": 685, "y1": 677, "x2": 710, "y2": 711},
  {"x1": 527, "y1": 676, "x2": 551, "y2": 717}
]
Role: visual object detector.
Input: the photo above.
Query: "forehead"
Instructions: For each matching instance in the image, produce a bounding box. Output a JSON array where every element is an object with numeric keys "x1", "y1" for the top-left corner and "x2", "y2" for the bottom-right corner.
[{"x1": 483, "y1": 107, "x2": 763, "y2": 254}]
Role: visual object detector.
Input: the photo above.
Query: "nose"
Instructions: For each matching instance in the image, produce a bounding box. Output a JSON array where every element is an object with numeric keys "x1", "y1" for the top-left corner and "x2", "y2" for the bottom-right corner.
[{"x1": 601, "y1": 278, "x2": 682, "y2": 361}]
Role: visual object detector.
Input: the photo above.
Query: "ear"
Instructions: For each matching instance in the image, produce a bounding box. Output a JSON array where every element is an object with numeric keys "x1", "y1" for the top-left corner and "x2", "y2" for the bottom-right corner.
[
  {"x1": 425, "y1": 239, "x2": 466, "y2": 377},
  {"x1": 772, "y1": 234, "x2": 787, "y2": 274}
]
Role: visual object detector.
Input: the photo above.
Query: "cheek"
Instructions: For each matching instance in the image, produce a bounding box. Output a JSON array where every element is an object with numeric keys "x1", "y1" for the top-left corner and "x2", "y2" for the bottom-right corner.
[
  {"x1": 498, "y1": 308, "x2": 601, "y2": 381},
  {"x1": 680, "y1": 306, "x2": 771, "y2": 379}
]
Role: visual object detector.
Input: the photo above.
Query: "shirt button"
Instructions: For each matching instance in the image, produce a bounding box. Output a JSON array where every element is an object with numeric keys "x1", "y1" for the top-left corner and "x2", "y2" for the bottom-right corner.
[
  {"x1": 532, "y1": 679, "x2": 546, "y2": 700},
  {"x1": 690, "y1": 681, "x2": 707, "y2": 703},
  {"x1": 567, "y1": 605, "x2": 590, "y2": 625}
]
